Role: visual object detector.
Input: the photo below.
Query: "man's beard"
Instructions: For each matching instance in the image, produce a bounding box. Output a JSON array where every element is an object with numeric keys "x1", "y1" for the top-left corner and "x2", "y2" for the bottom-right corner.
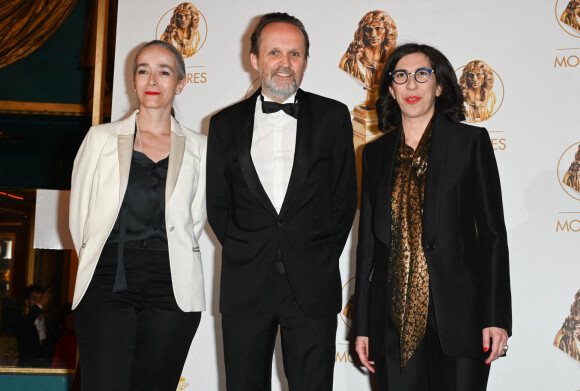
[{"x1": 260, "y1": 66, "x2": 301, "y2": 101}]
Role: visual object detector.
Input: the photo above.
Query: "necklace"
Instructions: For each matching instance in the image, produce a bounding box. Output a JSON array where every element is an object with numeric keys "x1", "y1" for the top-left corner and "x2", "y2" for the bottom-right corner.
[
  {"x1": 136, "y1": 112, "x2": 144, "y2": 153},
  {"x1": 135, "y1": 112, "x2": 170, "y2": 158}
]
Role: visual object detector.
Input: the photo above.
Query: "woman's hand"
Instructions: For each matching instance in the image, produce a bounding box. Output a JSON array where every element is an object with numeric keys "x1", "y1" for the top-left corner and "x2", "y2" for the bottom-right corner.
[
  {"x1": 482, "y1": 327, "x2": 509, "y2": 365},
  {"x1": 355, "y1": 336, "x2": 375, "y2": 373}
]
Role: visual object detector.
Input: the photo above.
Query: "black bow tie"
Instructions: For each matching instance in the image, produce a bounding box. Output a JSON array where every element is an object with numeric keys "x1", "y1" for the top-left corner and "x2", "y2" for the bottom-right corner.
[{"x1": 261, "y1": 97, "x2": 299, "y2": 119}]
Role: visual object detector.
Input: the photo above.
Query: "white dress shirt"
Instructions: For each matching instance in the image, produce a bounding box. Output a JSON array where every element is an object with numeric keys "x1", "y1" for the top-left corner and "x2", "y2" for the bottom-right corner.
[
  {"x1": 33, "y1": 305, "x2": 47, "y2": 342},
  {"x1": 251, "y1": 94, "x2": 297, "y2": 214}
]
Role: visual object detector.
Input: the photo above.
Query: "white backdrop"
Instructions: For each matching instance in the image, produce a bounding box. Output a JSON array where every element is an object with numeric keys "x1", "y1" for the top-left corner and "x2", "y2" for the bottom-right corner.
[{"x1": 110, "y1": 1, "x2": 580, "y2": 389}]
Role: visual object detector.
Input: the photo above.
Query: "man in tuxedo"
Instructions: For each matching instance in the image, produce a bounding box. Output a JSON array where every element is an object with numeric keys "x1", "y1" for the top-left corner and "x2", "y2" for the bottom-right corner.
[
  {"x1": 207, "y1": 12, "x2": 357, "y2": 391},
  {"x1": 16, "y1": 285, "x2": 55, "y2": 367}
]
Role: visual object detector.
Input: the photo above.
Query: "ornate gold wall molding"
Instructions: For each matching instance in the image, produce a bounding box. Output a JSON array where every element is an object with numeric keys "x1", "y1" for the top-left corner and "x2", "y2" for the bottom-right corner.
[{"x1": 0, "y1": 100, "x2": 88, "y2": 116}]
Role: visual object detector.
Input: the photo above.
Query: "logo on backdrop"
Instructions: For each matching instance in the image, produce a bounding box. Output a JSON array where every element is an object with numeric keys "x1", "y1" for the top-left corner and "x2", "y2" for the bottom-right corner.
[
  {"x1": 156, "y1": 3, "x2": 208, "y2": 87},
  {"x1": 554, "y1": 289, "x2": 580, "y2": 362},
  {"x1": 245, "y1": 78, "x2": 261, "y2": 99},
  {"x1": 556, "y1": 0, "x2": 580, "y2": 37},
  {"x1": 335, "y1": 341, "x2": 356, "y2": 364},
  {"x1": 340, "y1": 277, "x2": 355, "y2": 329},
  {"x1": 557, "y1": 142, "x2": 580, "y2": 201},
  {"x1": 554, "y1": 47, "x2": 580, "y2": 68},
  {"x1": 177, "y1": 377, "x2": 190, "y2": 390},
  {"x1": 157, "y1": 3, "x2": 208, "y2": 58},
  {"x1": 456, "y1": 60, "x2": 504, "y2": 123}
]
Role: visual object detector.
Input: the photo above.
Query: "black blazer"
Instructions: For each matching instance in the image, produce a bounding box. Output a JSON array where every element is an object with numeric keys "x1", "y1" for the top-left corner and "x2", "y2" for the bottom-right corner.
[
  {"x1": 354, "y1": 114, "x2": 512, "y2": 359},
  {"x1": 207, "y1": 89, "x2": 357, "y2": 319}
]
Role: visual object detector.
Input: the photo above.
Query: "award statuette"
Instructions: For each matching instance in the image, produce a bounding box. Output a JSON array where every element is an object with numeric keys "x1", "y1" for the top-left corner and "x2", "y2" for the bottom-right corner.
[
  {"x1": 160, "y1": 3, "x2": 202, "y2": 59},
  {"x1": 563, "y1": 145, "x2": 580, "y2": 193},
  {"x1": 459, "y1": 60, "x2": 497, "y2": 123},
  {"x1": 339, "y1": 11, "x2": 398, "y2": 205},
  {"x1": 560, "y1": 0, "x2": 580, "y2": 32},
  {"x1": 554, "y1": 289, "x2": 580, "y2": 363},
  {"x1": 339, "y1": 10, "x2": 397, "y2": 142},
  {"x1": 351, "y1": 93, "x2": 381, "y2": 142}
]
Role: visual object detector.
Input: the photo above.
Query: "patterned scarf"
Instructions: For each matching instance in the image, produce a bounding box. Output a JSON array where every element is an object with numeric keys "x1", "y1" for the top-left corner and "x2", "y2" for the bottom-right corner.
[{"x1": 388, "y1": 121, "x2": 432, "y2": 368}]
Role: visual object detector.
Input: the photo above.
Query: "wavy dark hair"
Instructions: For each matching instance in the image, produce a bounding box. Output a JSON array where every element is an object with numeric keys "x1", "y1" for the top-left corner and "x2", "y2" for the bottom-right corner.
[
  {"x1": 376, "y1": 43, "x2": 465, "y2": 132},
  {"x1": 250, "y1": 12, "x2": 310, "y2": 57}
]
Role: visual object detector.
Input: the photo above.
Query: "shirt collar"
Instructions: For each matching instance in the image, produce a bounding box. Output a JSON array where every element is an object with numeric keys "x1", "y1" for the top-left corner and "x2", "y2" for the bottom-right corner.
[{"x1": 260, "y1": 92, "x2": 297, "y2": 104}]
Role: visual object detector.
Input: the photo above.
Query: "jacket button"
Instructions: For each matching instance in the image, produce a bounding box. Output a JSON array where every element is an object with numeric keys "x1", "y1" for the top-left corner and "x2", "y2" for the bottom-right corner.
[{"x1": 425, "y1": 243, "x2": 434, "y2": 251}]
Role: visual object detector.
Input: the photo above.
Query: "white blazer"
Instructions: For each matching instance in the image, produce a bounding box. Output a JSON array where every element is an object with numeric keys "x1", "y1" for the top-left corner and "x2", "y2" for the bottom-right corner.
[{"x1": 69, "y1": 110, "x2": 207, "y2": 312}]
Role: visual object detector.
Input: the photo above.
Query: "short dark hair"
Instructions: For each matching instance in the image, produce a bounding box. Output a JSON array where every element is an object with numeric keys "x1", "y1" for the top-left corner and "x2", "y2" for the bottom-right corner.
[
  {"x1": 376, "y1": 43, "x2": 465, "y2": 132},
  {"x1": 250, "y1": 12, "x2": 310, "y2": 57},
  {"x1": 23, "y1": 284, "x2": 44, "y2": 301},
  {"x1": 133, "y1": 40, "x2": 186, "y2": 81}
]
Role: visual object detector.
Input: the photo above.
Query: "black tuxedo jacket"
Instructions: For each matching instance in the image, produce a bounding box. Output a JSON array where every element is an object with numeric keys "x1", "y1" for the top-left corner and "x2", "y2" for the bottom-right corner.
[
  {"x1": 16, "y1": 305, "x2": 55, "y2": 367},
  {"x1": 354, "y1": 114, "x2": 512, "y2": 359},
  {"x1": 207, "y1": 89, "x2": 357, "y2": 319}
]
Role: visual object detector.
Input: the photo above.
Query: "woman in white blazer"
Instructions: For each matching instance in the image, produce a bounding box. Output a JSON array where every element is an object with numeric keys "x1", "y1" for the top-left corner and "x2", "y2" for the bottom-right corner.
[{"x1": 69, "y1": 40, "x2": 206, "y2": 391}]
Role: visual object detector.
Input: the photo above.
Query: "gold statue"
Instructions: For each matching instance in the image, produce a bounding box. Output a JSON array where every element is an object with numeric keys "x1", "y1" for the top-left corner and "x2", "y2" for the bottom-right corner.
[
  {"x1": 459, "y1": 60, "x2": 496, "y2": 123},
  {"x1": 554, "y1": 290, "x2": 580, "y2": 362},
  {"x1": 561, "y1": 0, "x2": 580, "y2": 31},
  {"x1": 563, "y1": 145, "x2": 580, "y2": 193},
  {"x1": 339, "y1": 10, "x2": 397, "y2": 109},
  {"x1": 160, "y1": 3, "x2": 201, "y2": 58},
  {"x1": 339, "y1": 11, "x2": 397, "y2": 142}
]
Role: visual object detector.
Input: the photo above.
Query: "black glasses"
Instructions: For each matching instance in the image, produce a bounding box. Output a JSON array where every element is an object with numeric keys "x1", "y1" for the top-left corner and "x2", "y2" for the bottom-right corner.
[{"x1": 390, "y1": 68, "x2": 435, "y2": 84}]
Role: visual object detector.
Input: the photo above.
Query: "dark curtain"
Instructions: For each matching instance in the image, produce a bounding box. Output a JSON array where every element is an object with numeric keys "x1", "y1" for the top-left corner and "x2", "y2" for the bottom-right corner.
[{"x1": 0, "y1": 0, "x2": 78, "y2": 68}]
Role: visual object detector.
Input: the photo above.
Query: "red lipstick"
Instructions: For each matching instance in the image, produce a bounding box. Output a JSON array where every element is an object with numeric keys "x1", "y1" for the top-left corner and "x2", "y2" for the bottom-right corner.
[
  {"x1": 405, "y1": 96, "x2": 421, "y2": 104},
  {"x1": 145, "y1": 91, "x2": 160, "y2": 95}
]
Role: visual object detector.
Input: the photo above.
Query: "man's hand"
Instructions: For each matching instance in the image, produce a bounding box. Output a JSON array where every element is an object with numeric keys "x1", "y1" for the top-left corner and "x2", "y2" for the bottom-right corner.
[{"x1": 39, "y1": 288, "x2": 53, "y2": 307}]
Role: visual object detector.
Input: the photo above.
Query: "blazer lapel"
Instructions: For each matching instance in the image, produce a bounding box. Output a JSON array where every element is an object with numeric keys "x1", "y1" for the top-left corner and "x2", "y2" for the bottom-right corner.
[
  {"x1": 238, "y1": 89, "x2": 278, "y2": 216},
  {"x1": 166, "y1": 117, "x2": 186, "y2": 205},
  {"x1": 422, "y1": 115, "x2": 449, "y2": 243},
  {"x1": 118, "y1": 111, "x2": 137, "y2": 203},
  {"x1": 373, "y1": 127, "x2": 400, "y2": 246},
  {"x1": 279, "y1": 89, "x2": 312, "y2": 217}
]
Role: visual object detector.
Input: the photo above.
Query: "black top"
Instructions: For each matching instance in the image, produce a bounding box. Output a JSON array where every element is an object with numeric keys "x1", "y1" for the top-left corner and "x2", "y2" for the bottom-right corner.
[{"x1": 107, "y1": 150, "x2": 169, "y2": 244}]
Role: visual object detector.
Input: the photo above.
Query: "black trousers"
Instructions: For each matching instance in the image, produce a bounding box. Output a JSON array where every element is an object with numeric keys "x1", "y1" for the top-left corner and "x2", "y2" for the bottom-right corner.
[
  {"x1": 74, "y1": 242, "x2": 201, "y2": 391},
  {"x1": 375, "y1": 298, "x2": 490, "y2": 391},
  {"x1": 222, "y1": 272, "x2": 337, "y2": 391}
]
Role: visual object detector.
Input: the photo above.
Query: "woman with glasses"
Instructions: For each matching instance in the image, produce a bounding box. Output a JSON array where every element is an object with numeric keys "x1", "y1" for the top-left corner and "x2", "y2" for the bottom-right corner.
[{"x1": 354, "y1": 43, "x2": 511, "y2": 390}]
